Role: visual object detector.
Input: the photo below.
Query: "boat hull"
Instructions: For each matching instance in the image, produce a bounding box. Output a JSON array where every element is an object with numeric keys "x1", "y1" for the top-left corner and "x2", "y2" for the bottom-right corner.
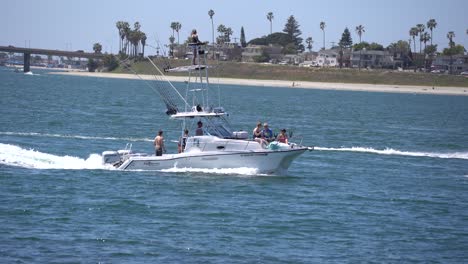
[{"x1": 117, "y1": 148, "x2": 307, "y2": 174}]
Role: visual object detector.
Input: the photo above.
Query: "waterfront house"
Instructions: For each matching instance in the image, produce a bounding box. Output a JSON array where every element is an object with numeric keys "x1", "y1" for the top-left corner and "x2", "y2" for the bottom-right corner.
[
  {"x1": 242, "y1": 44, "x2": 283, "y2": 63},
  {"x1": 350, "y1": 50, "x2": 394, "y2": 68},
  {"x1": 213, "y1": 43, "x2": 243, "y2": 61},
  {"x1": 431, "y1": 54, "x2": 468, "y2": 74},
  {"x1": 313, "y1": 49, "x2": 339, "y2": 67}
]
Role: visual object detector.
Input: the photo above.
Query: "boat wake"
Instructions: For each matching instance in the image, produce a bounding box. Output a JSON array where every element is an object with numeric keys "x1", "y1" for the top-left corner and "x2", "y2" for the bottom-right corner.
[
  {"x1": 0, "y1": 143, "x2": 263, "y2": 175},
  {"x1": 315, "y1": 146, "x2": 468, "y2": 160},
  {"x1": 2, "y1": 142, "x2": 466, "y2": 172},
  {"x1": 0, "y1": 143, "x2": 112, "y2": 170},
  {"x1": 24, "y1": 71, "x2": 40, "y2": 76},
  {"x1": 0, "y1": 131, "x2": 152, "y2": 142}
]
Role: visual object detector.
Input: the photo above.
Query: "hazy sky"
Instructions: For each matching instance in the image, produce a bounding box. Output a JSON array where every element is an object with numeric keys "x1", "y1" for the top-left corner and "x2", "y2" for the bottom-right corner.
[{"x1": 2, "y1": 0, "x2": 467, "y2": 54}]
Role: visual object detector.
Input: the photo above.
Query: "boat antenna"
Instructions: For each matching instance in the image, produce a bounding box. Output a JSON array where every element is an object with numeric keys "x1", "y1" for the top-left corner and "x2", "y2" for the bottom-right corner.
[{"x1": 214, "y1": 43, "x2": 222, "y2": 108}]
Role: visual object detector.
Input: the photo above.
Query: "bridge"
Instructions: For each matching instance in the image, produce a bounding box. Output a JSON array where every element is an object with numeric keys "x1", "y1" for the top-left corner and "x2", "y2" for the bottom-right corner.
[{"x1": 0, "y1": 45, "x2": 107, "y2": 72}]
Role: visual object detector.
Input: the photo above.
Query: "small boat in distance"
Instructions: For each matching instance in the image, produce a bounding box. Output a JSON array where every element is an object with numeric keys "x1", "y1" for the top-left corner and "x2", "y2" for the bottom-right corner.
[{"x1": 102, "y1": 43, "x2": 312, "y2": 174}]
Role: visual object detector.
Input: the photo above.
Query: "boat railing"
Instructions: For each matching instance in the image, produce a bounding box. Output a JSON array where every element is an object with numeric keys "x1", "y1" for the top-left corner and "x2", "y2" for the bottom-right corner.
[
  {"x1": 290, "y1": 135, "x2": 304, "y2": 146},
  {"x1": 119, "y1": 143, "x2": 133, "y2": 160},
  {"x1": 125, "y1": 143, "x2": 132, "y2": 152}
]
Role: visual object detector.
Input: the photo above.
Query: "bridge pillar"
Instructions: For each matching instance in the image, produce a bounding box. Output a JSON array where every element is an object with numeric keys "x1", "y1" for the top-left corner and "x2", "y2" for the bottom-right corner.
[{"x1": 24, "y1": 53, "x2": 31, "y2": 72}]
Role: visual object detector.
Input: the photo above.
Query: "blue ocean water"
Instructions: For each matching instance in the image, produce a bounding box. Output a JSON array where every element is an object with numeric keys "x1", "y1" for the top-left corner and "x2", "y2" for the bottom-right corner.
[{"x1": 0, "y1": 67, "x2": 467, "y2": 263}]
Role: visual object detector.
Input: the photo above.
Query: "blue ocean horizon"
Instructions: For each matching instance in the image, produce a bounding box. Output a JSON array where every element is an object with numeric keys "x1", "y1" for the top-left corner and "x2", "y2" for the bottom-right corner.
[{"x1": 0, "y1": 67, "x2": 467, "y2": 262}]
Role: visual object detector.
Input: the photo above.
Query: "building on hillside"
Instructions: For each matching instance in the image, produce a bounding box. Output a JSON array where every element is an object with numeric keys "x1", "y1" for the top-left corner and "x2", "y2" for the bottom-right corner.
[
  {"x1": 301, "y1": 51, "x2": 318, "y2": 62},
  {"x1": 282, "y1": 54, "x2": 304, "y2": 65},
  {"x1": 431, "y1": 54, "x2": 468, "y2": 74},
  {"x1": 298, "y1": 52, "x2": 318, "y2": 67},
  {"x1": 213, "y1": 43, "x2": 243, "y2": 61},
  {"x1": 172, "y1": 44, "x2": 188, "y2": 59},
  {"x1": 390, "y1": 51, "x2": 413, "y2": 69},
  {"x1": 350, "y1": 50, "x2": 394, "y2": 68},
  {"x1": 241, "y1": 44, "x2": 283, "y2": 63}
]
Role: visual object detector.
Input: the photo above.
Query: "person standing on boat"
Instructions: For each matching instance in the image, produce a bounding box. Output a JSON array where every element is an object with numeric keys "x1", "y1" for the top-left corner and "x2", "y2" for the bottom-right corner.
[
  {"x1": 277, "y1": 129, "x2": 289, "y2": 144},
  {"x1": 262, "y1": 123, "x2": 274, "y2": 143},
  {"x1": 195, "y1": 121, "x2": 204, "y2": 136},
  {"x1": 154, "y1": 130, "x2": 166, "y2": 156},
  {"x1": 178, "y1": 129, "x2": 189, "y2": 153},
  {"x1": 190, "y1": 29, "x2": 205, "y2": 65}
]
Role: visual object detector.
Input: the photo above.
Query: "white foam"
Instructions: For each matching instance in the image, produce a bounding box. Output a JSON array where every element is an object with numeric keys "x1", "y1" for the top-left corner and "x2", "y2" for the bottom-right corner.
[
  {"x1": 315, "y1": 146, "x2": 468, "y2": 160},
  {"x1": 0, "y1": 131, "x2": 152, "y2": 142},
  {"x1": 24, "y1": 71, "x2": 42, "y2": 76},
  {"x1": 0, "y1": 143, "x2": 113, "y2": 170}
]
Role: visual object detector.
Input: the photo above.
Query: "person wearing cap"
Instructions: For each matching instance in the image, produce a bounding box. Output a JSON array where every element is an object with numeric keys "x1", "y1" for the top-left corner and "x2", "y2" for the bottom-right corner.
[
  {"x1": 277, "y1": 128, "x2": 289, "y2": 144},
  {"x1": 195, "y1": 121, "x2": 204, "y2": 136},
  {"x1": 261, "y1": 123, "x2": 274, "y2": 142}
]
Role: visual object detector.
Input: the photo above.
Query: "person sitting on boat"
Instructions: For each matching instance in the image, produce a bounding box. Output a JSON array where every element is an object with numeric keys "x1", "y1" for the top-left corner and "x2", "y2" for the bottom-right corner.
[
  {"x1": 154, "y1": 130, "x2": 166, "y2": 156},
  {"x1": 178, "y1": 129, "x2": 189, "y2": 153},
  {"x1": 277, "y1": 128, "x2": 289, "y2": 144},
  {"x1": 195, "y1": 121, "x2": 204, "y2": 136},
  {"x1": 190, "y1": 29, "x2": 207, "y2": 65},
  {"x1": 253, "y1": 121, "x2": 266, "y2": 146},
  {"x1": 261, "y1": 123, "x2": 274, "y2": 143},
  {"x1": 253, "y1": 121, "x2": 262, "y2": 139}
]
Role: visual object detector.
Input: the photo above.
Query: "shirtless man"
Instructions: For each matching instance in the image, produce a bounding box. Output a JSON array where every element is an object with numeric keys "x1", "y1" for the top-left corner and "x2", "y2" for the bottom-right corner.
[{"x1": 154, "y1": 130, "x2": 166, "y2": 156}]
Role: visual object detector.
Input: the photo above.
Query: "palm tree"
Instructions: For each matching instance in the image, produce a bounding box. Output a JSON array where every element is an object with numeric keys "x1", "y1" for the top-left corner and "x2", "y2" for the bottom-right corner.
[
  {"x1": 426, "y1": 19, "x2": 437, "y2": 46},
  {"x1": 409, "y1": 27, "x2": 419, "y2": 53},
  {"x1": 447, "y1": 31, "x2": 456, "y2": 74},
  {"x1": 416, "y1": 24, "x2": 425, "y2": 53},
  {"x1": 93, "y1": 43, "x2": 102, "y2": 54},
  {"x1": 170, "y1": 22, "x2": 177, "y2": 38},
  {"x1": 267, "y1": 12, "x2": 274, "y2": 35},
  {"x1": 175, "y1": 22, "x2": 182, "y2": 45},
  {"x1": 320, "y1": 22, "x2": 326, "y2": 50},
  {"x1": 355, "y1": 25, "x2": 365, "y2": 70},
  {"x1": 116, "y1": 21, "x2": 123, "y2": 53},
  {"x1": 447, "y1": 31, "x2": 455, "y2": 48},
  {"x1": 355, "y1": 25, "x2": 365, "y2": 44},
  {"x1": 141, "y1": 33, "x2": 147, "y2": 57},
  {"x1": 132, "y1": 22, "x2": 142, "y2": 57},
  {"x1": 421, "y1": 32, "x2": 430, "y2": 70},
  {"x1": 122, "y1": 22, "x2": 130, "y2": 56},
  {"x1": 224, "y1": 27, "x2": 233, "y2": 43},
  {"x1": 169, "y1": 36, "x2": 175, "y2": 57},
  {"x1": 217, "y1": 24, "x2": 227, "y2": 44},
  {"x1": 208, "y1": 9, "x2": 215, "y2": 45},
  {"x1": 306, "y1": 37, "x2": 313, "y2": 52},
  {"x1": 134, "y1": 21, "x2": 141, "y2": 32},
  {"x1": 421, "y1": 32, "x2": 430, "y2": 52}
]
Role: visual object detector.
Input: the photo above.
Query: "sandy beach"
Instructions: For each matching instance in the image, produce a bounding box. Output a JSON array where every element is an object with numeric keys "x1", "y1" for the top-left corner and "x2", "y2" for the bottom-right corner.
[{"x1": 50, "y1": 71, "x2": 468, "y2": 96}]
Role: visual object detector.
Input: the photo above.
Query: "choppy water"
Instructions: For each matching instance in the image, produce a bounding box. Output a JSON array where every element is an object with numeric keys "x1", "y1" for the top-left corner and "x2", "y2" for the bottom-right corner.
[{"x1": 1, "y1": 67, "x2": 467, "y2": 263}]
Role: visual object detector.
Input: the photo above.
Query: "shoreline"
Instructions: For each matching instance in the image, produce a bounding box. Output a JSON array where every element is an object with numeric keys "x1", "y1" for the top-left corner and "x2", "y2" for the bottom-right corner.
[{"x1": 50, "y1": 71, "x2": 468, "y2": 96}]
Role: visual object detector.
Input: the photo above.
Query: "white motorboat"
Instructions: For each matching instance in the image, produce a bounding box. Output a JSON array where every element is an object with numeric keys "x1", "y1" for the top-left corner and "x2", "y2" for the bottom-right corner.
[{"x1": 102, "y1": 43, "x2": 312, "y2": 174}]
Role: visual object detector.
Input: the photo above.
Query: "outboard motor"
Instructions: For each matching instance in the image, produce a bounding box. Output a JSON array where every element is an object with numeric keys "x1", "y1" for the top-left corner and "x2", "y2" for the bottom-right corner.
[
  {"x1": 102, "y1": 151, "x2": 121, "y2": 165},
  {"x1": 102, "y1": 149, "x2": 132, "y2": 165}
]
